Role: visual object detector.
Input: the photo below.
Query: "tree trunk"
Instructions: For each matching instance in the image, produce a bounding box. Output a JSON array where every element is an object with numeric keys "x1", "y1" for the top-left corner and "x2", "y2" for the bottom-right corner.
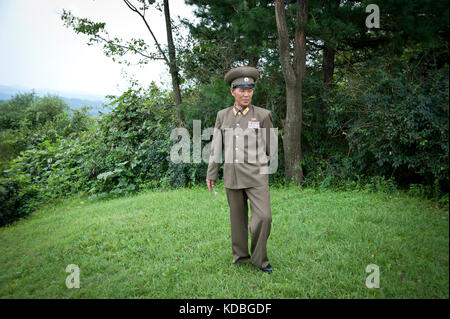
[
  {"x1": 248, "y1": 55, "x2": 259, "y2": 68},
  {"x1": 322, "y1": 44, "x2": 335, "y2": 86},
  {"x1": 163, "y1": 0, "x2": 185, "y2": 126},
  {"x1": 275, "y1": 0, "x2": 308, "y2": 185},
  {"x1": 283, "y1": 83, "x2": 303, "y2": 183},
  {"x1": 321, "y1": 0, "x2": 339, "y2": 87}
]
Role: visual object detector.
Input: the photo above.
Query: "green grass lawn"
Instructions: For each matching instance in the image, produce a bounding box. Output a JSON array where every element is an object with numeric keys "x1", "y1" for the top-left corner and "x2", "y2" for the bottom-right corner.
[{"x1": 0, "y1": 184, "x2": 448, "y2": 298}]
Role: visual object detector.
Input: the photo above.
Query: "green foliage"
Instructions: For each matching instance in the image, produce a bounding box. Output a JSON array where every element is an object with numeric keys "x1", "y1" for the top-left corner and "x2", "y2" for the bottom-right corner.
[
  {"x1": 50, "y1": 106, "x2": 96, "y2": 137},
  {"x1": 182, "y1": 0, "x2": 276, "y2": 74},
  {"x1": 324, "y1": 57, "x2": 448, "y2": 197},
  {"x1": 2, "y1": 0, "x2": 448, "y2": 226},
  {"x1": 0, "y1": 92, "x2": 38, "y2": 130},
  {"x1": 182, "y1": 0, "x2": 449, "y2": 200},
  {"x1": 181, "y1": 77, "x2": 234, "y2": 129},
  {"x1": 6, "y1": 131, "x2": 93, "y2": 200},
  {"x1": 1, "y1": 93, "x2": 99, "y2": 221},
  {"x1": 4, "y1": 83, "x2": 207, "y2": 207},
  {"x1": 24, "y1": 94, "x2": 70, "y2": 127},
  {"x1": 0, "y1": 129, "x2": 30, "y2": 162},
  {"x1": 61, "y1": 7, "x2": 159, "y2": 66},
  {"x1": 87, "y1": 82, "x2": 233, "y2": 196},
  {"x1": 0, "y1": 93, "x2": 96, "y2": 165},
  {"x1": 86, "y1": 83, "x2": 178, "y2": 197},
  {"x1": 297, "y1": 46, "x2": 449, "y2": 202},
  {"x1": 0, "y1": 177, "x2": 39, "y2": 227}
]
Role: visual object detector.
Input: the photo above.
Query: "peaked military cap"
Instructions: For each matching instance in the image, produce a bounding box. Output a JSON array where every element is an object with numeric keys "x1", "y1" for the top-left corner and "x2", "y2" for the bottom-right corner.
[{"x1": 224, "y1": 66, "x2": 259, "y2": 88}]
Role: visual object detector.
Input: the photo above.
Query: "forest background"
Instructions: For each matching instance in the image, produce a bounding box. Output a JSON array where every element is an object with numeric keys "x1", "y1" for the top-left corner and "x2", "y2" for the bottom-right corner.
[{"x1": 0, "y1": 0, "x2": 448, "y2": 226}]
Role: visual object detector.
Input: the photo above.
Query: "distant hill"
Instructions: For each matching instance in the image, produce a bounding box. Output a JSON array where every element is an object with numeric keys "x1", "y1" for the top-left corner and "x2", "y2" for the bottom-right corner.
[
  {"x1": 60, "y1": 97, "x2": 112, "y2": 117},
  {"x1": 0, "y1": 84, "x2": 114, "y2": 117}
]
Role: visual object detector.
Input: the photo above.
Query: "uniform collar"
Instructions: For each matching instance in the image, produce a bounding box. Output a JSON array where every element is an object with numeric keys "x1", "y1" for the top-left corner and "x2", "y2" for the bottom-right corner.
[{"x1": 233, "y1": 104, "x2": 251, "y2": 116}]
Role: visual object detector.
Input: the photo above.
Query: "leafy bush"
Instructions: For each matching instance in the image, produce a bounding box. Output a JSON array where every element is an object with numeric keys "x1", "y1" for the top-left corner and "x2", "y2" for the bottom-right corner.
[
  {"x1": 24, "y1": 94, "x2": 70, "y2": 127},
  {"x1": 318, "y1": 57, "x2": 449, "y2": 199},
  {"x1": 4, "y1": 83, "x2": 209, "y2": 205},
  {"x1": 0, "y1": 177, "x2": 39, "y2": 227},
  {"x1": 83, "y1": 84, "x2": 178, "y2": 196},
  {"x1": 0, "y1": 92, "x2": 38, "y2": 130},
  {"x1": 0, "y1": 93, "x2": 96, "y2": 165},
  {"x1": 5, "y1": 130, "x2": 93, "y2": 200}
]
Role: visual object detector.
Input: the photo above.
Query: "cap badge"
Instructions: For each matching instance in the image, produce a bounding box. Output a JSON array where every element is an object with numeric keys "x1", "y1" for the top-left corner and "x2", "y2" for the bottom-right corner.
[{"x1": 244, "y1": 77, "x2": 249, "y2": 82}]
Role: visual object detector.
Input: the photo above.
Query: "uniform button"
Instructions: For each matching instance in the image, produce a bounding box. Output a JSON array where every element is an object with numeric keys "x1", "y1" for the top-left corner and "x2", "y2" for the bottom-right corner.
[
  {"x1": 235, "y1": 147, "x2": 238, "y2": 151},
  {"x1": 235, "y1": 159, "x2": 238, "y2": 162},
  {"x1": 236, "y1": 123, "x2": 240, "y2": 126}
]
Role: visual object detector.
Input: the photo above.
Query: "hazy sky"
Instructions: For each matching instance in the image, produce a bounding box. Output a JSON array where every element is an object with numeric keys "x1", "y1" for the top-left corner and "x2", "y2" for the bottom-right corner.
[{"x1": 0, "y1": 0, "x2": 196, "y2": 98}]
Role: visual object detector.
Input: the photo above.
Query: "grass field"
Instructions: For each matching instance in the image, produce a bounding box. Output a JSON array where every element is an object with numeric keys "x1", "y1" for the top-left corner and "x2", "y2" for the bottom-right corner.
[{"x1": 0, "y1": 184, "x2": 448, "y2": 298}]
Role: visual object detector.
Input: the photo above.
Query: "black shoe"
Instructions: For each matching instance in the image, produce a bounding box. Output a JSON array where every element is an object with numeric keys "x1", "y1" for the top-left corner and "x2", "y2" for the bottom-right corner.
[{"x1": 261, "y1": 264, "x2": 273, "y2": 273}]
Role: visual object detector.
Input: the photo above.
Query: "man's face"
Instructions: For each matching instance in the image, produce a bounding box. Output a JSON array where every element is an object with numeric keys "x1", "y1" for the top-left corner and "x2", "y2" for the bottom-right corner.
[{"x1": 231, "y1": 87, "x2": 254, "y2": 108}]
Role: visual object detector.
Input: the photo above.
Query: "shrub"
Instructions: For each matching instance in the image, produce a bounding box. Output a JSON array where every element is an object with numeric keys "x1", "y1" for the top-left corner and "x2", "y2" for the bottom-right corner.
[{"x1": 0, "y1": 177, "x2": 39, "y2": 227}]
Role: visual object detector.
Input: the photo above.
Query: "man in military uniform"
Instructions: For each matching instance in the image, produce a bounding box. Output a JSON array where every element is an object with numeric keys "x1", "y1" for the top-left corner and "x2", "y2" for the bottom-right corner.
[{"x1": 206, "y1": 66, "x2": 275, "y2": 273}]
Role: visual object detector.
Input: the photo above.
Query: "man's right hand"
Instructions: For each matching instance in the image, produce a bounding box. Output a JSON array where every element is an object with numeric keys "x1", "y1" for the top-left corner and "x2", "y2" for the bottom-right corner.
[{"x1": 206, "y1": 179, "x2": 215, "y2": 191}]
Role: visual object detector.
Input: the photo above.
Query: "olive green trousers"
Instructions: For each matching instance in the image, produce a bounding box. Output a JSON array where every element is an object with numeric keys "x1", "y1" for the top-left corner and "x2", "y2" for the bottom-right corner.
[{"x1": 225, "y1": 184, "x2": 272, "y2": 269}]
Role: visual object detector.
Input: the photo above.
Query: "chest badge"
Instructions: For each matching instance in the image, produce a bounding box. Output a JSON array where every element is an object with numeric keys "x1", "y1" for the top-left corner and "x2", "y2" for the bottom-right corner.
[{"x1": 248, "y1": 118, "x2": 260, "y2": 129}]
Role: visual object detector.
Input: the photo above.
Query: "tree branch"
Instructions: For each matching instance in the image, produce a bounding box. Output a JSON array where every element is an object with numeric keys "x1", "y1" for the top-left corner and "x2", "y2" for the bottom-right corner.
[
  {"x1": 123, "y1": 0, "x2": 170, "y2": 65},
  {"x1": 97, "y1": 34, "x2": 164, "y2": 61}
]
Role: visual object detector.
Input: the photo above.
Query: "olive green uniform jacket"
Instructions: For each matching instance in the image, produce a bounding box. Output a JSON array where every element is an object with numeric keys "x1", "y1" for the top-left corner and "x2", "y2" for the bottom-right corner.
[{"x1": 206, "y1": 104, "x2": 274, "y2": 189}]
